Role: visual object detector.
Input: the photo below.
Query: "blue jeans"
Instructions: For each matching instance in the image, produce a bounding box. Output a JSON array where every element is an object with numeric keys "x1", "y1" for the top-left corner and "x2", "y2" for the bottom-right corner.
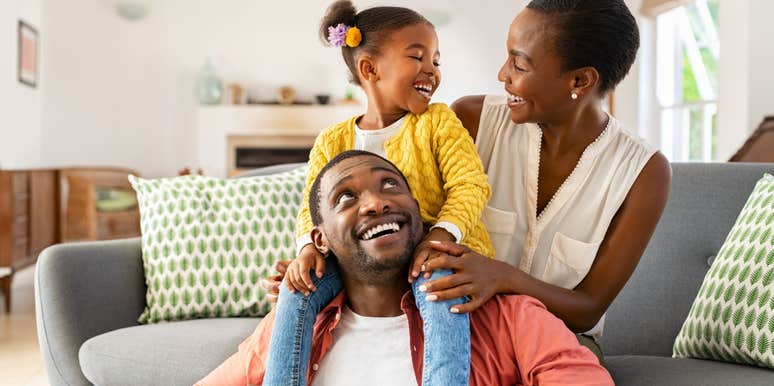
[{"x1": 263, "y1": 259, "x2": 470, "y2": 386}]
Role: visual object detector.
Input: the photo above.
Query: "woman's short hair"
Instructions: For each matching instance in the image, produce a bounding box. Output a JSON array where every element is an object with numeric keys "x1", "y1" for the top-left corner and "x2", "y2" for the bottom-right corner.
[{"x1": 526, "y1": 0, "x2": 640, "y2": 94}]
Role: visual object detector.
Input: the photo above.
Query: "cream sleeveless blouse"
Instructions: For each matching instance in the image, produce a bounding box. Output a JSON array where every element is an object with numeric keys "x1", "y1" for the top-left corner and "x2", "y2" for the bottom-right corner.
[{"x1": 476, "y1": 95, "x2": 657, "y2": 339}]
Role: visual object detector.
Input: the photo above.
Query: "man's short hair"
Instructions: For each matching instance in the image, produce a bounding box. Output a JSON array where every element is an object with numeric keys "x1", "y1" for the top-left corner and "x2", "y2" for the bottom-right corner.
[{"x1": 308, "y1": 150, "x2": 410, "y2": 226}]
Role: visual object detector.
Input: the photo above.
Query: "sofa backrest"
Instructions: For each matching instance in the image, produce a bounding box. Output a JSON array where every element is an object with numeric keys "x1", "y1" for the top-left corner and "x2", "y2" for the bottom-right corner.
[{"x1": 604, "y1": 162, "x2": 774, "y2": 356}]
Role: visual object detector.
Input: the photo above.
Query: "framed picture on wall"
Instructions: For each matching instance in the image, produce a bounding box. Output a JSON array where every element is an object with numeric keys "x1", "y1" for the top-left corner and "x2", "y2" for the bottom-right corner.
[{"x1": 18, "y1": 20, "x2": 38, "y2": 88}]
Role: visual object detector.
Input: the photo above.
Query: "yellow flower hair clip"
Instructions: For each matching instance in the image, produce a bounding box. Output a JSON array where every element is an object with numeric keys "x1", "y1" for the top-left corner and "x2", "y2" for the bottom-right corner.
[
  {"x1": 328, "y1": 23, "x2": 362, "y2": 48},
  {"x1": 345, "y1": 27, "x2": 362, "y2": 48}
]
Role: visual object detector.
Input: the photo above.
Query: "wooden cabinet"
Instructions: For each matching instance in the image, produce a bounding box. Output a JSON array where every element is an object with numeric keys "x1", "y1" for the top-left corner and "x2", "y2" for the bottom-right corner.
[
  {"x1": 0, "y1": 170, "x2": 59, "y2": 313},
  {"x1": 0, "y1": 167, "x2": 140, "y2": 312}
]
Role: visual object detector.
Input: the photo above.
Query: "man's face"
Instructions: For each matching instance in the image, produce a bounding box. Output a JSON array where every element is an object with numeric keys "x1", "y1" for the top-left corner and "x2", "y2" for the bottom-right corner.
[{"x1": 312, "y1": 156, "x2": 423, "y2": 280}]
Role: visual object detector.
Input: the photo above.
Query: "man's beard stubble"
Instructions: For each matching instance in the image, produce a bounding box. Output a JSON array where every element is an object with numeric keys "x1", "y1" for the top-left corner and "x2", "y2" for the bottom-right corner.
[{"x1": 334, "y1": 222, "x2": 421, "y2": 284}]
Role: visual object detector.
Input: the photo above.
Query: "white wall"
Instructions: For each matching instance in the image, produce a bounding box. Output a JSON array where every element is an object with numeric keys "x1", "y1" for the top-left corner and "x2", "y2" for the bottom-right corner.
[
  {"x1": 40, "y1": 0, "x2": 525, "y2": 177},
  {"x1": 0, "y1": 0, "x2": 43, "y2": 169}
]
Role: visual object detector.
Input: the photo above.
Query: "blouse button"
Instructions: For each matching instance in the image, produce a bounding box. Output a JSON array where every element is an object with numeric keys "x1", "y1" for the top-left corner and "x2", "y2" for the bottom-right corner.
[{"x1": 312, "y1": 363, "x2": 320, "y2": 371}]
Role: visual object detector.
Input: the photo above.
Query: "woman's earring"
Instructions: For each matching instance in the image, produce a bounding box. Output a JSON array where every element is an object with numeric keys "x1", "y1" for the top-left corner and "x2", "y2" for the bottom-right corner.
[{"x1": 571, "y1": 91, "x2": 579, "y2": 100}]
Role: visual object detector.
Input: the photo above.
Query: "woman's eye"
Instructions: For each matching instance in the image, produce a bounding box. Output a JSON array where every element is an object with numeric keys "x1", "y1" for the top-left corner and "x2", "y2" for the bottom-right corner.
[
  {"x1": 512, "y1": 59, "x2": 526, "y2": 72},
  {"x1": 336, "y1": 192, "x2": 354, "y2": 205},
  {"x1": 410, "y1": 56, "x2": 422, "y2": 61},
  {"x1": 433, "y1": 61, "x2": 441, "y2": 67},
  {"x1": 383, "y1": 179, "x2": 398, "y2": 189}
]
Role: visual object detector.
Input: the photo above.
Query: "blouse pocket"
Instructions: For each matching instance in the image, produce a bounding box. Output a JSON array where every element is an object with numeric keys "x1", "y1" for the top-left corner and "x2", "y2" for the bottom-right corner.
[
  {"x1": 542, "y1": 232, "x2": 601, "y2": 289},
  {"x1": 481, "y1": 205, "x2": 518, "y2": 261}
]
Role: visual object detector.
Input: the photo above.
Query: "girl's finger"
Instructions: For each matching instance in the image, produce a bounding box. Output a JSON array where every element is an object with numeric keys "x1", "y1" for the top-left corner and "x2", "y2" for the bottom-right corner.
[
  {"x1": 409, "y1": 250, "x2": 429, "y2": 282},
  {"x1": 315, "y1": 255, "x2": 327, "y2": 278}
]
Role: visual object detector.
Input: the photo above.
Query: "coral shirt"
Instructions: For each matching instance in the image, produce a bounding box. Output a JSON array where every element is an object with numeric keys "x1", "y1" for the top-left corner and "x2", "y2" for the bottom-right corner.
[{"x1": 196, "y1": 292, "x2": 613, "y2": 386}]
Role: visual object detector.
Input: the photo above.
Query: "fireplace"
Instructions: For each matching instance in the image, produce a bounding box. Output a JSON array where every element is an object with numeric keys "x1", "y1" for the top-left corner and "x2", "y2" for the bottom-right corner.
[
  {"x1": 197, "y1": 104, "x2": 362, "y2": 178},
  {"x1": 226, "y1": 134, "x2": 315, "y2": 176}
]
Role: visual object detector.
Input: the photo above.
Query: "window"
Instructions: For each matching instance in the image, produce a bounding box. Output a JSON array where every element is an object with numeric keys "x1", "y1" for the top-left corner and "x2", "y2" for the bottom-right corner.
[{"x1": 654, "y1": 0, "x2": 719, "y2": 161}]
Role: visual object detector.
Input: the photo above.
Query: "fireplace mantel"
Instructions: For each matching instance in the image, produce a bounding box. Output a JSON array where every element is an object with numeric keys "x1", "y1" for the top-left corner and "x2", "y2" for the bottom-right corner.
[{"x1": 196, "y1": 104, "x2": 362, "y2": 178}]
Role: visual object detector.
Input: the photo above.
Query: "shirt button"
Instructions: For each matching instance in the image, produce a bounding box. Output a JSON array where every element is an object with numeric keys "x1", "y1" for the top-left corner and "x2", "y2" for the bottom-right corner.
[
  {"x1": 312, "y1": 363, "x2": 320, "y2": 371},
  {"x1": 412, "y1": 345, "x2": 417, "y2": 352}
]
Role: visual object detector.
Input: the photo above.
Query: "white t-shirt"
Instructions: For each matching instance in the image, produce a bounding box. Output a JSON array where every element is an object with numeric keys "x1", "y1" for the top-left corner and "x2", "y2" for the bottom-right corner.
[
  {"x1": 310, "y1": 306, "x2": 416, "y2": 386},
  {"x1": 354, "y1": 116, "x2": 405, "y2": 158}
]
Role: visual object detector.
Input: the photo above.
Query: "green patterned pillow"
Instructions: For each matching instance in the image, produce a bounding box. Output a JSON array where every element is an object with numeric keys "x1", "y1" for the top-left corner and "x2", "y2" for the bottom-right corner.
[
  {"x1": 128, "y1": 166, "x2": 307, "y2": 323},
  {"x1": 674, "y1": 173, "x2": 774, "y2": 367}
]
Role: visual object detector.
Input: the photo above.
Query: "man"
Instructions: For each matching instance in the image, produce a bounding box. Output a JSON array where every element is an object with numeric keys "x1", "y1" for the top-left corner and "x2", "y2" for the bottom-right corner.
[{"x1": 198, "y1": 150, "x2": 613, "y2": 385}]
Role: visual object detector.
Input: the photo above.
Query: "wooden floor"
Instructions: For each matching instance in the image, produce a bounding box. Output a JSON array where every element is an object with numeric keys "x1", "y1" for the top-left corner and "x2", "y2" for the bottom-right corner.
[{"x1": 0, "y1": 265, "x2": 50, "y2": 386}]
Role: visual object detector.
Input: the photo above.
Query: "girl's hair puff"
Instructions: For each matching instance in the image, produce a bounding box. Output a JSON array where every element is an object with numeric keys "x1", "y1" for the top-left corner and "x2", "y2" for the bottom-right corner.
[{"x1": 319, "y1": 0, "x2": 433, "y2": 85}]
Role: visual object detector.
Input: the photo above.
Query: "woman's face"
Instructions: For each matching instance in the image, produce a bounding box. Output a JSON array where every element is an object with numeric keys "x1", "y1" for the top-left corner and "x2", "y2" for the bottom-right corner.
[{"x1": 498, "y1": 9, "x2": 576, "y2": 124}]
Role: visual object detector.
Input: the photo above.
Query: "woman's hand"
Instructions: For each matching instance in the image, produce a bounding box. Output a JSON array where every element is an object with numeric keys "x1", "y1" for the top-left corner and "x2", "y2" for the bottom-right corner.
[
  {"x1": 419, "y1": 241, "x2": 512, "y2": 313},
  {"x1": 408, "y1": 227, "x2": 456, "y2": 283},
  {"x1": 261, "y1": 259, "x2": 290, "y2": 304}
]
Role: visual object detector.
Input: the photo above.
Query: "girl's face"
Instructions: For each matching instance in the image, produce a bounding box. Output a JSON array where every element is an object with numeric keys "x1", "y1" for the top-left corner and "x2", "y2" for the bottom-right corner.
[
  {"x1": 498, "y1": 9, "x2": 576, "y2": 124},
  {"x1": 370, "y1": 23, "x2": 441, "y2": 115}
]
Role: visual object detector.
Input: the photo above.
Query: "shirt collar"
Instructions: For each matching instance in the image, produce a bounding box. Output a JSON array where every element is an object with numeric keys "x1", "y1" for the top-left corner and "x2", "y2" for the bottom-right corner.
[{"x1": 317, "y1": 290, "x2": 419, "y2": 329}]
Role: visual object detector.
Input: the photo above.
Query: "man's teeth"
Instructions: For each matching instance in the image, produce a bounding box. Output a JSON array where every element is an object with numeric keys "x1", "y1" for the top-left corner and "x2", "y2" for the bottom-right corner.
[
  {"x1": 362, "y1": 222, "x2": 401, "y2": 241},
  {"x1": 508, "y1": 94, "x2": 525, "y2": 103}
]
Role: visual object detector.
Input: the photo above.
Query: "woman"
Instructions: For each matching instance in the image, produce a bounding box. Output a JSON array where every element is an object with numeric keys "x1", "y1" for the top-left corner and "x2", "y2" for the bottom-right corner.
[
  {"x1": 414, "y1": 0, "x2": 671, "y2": 357},
  {"x1": 267, "y1": 0, "x2": 671, "y2": 359}
]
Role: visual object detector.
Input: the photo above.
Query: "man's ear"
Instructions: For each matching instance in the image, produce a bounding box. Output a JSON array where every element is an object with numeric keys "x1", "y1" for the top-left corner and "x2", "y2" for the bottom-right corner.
[
  {"x1": 569, "y1": 67, "x2": 600, "y2": 98},
  {"x1": 357, "y1": 55, "x2": 379, "y2": 83},
  {"x1": 310, "y1": 227, "x2": 330, "y2": 257}
]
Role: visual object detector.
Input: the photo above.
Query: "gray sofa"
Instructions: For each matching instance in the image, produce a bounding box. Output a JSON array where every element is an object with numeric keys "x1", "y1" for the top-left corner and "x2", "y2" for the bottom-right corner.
[{"x1": 35, "y1": 163, "x2": 774, "y2": 385}]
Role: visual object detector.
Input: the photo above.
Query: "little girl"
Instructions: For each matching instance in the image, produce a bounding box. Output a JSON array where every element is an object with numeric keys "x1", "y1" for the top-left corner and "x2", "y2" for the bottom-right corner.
[{"x1": 265, "y1": 2, "x2": 493, "y2": 385}]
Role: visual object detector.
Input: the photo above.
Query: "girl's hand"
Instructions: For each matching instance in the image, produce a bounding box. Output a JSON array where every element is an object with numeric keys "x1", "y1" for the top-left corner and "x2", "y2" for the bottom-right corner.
[
  {"x1": 408, "y1": 227, "x2": 455, "y2": 283},
  {"x1": 419, "y1": 240, "x2": 509, "y2": 313},
  {"x1": 261, "y1": 260, "x2": 290, "y2": 304},
  {"x1": 284, "y1": 244, "x2": 326, "y2": 296}
]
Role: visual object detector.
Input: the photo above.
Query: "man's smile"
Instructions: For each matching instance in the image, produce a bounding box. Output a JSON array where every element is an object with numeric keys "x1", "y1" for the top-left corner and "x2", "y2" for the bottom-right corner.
[{"x1": 356, "y1": 214, "x2": 409, "y2": 243}]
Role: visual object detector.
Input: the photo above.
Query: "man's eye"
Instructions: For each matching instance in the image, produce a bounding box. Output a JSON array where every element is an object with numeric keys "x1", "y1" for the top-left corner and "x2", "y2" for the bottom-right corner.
[
  {"x1": 409, "y1": 56, "x2": 422, "y2": 61},
  {"x1": 336, "y1": 192, "x2": 354, "y2": 205}
]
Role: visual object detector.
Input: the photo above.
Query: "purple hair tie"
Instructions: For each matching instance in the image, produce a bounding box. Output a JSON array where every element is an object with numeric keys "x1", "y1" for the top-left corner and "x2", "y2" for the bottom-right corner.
[{"x1": 327, "y1": 23, "x2": 350, "y2": 47}]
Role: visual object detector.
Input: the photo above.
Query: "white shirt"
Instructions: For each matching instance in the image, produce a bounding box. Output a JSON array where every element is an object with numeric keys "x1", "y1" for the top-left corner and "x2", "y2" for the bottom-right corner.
[
  {"x1": 476, "y1": 95, "x2": 657, "y2": 340},
  {"x1": 354, "y1": 116, "x2": 405, "y2": 158},
  {"x1": 310, "y1": 306, "x2": 416, "y2": 386}
]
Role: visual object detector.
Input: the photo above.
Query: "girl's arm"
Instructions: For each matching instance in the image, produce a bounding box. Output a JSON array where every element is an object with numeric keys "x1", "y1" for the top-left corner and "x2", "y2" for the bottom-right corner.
[
  {"x1": 429, "y1": 103, "x2": 491, "y2": 241},
  {"x1": 409, "y1": 104, "x2": 492, "y2": 278},
  {"x1": 421, "y1": 152, "x2": 671, "y2": 331},
  {"x1": 287, "y1": 133, "x2": 332, "y2": 293}
]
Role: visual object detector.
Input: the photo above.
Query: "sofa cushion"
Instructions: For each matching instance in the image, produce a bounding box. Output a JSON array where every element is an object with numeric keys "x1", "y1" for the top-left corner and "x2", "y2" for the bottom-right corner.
[
  {"x1": 674, "y1": 174, "x2": 774, "y2": 367},
  {"x1": 606, "y1": 355, "x2": 774, "y2": 385},
  {"x1": 79, "y1": 317, "x2": 261, "y2": 386},
  {"x1": 129, "y1": 166, "x2": 306, "y2": 323}
]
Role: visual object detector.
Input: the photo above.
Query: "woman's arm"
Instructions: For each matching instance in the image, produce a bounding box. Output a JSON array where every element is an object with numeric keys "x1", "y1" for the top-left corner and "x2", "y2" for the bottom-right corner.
[{"x1": 422, "y1": 152, "x2": 671, "y2": 332}]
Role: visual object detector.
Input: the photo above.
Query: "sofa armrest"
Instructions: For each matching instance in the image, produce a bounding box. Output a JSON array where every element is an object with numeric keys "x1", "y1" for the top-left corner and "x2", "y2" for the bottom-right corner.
[{"x1": 35, "y1": 237, "x2": 146, "y2": 386}]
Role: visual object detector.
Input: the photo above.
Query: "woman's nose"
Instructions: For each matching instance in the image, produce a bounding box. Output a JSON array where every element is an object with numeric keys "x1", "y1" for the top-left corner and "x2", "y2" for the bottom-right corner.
[{"x1": 498, "y1": 61, "x2": 509, "y2": 82}]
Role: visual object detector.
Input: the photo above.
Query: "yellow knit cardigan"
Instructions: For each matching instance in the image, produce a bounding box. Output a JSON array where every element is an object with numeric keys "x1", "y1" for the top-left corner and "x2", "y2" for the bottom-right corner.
[{"x1": 296, "y1": 103, "x2": 494, "y2": 257}]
